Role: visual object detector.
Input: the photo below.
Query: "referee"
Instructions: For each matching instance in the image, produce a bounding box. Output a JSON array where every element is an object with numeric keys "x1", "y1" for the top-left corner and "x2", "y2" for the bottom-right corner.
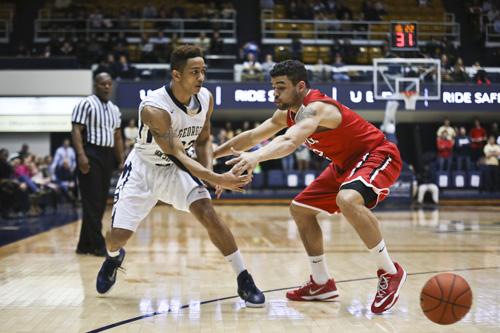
[{"x1": 71, "y1": 72, "x2": 124, "y2": 256}]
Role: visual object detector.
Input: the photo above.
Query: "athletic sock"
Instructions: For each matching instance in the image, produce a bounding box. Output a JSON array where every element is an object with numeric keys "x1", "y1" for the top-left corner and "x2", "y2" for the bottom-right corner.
[
  {"x1": 107, "y1": 249, "x2": 120, "y2": 258},
  {"x1": 225, "y1": 249, "x2": 246, "y2": 275},
  {"x1": 309, "y1": 254, "x2": 331, "y2": 285},
  {"x1": 369, "y1": 240, "x2": 397, "y2": 274}
]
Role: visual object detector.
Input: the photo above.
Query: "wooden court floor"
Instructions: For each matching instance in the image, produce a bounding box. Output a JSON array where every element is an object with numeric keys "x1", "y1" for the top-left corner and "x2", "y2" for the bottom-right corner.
[{"x1": 0, "y1": 205, "x2": 499, "y2": 333}]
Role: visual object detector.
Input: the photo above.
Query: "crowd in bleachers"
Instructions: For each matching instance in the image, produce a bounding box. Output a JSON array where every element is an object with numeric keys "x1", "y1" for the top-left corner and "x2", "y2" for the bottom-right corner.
[
  {"x1": 0, "y1": 142, "x2": 77, "y2": 218},
  {"x1": 433, "y1": 118, "x2": 500, "y2": 192}
]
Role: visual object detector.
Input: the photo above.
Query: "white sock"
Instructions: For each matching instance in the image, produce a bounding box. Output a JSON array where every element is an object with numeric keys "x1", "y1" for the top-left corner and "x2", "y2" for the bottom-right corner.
[
  {"x1": 369, "y1": 240, "x2": 397, "y2": 274},
  {"x1": 224, "y1": 249, "x2": 246, "y2": 275},
  {"x1": 107, "y1": 249, "x2": 120, "y2": 258},
  {"x1": 309, "y1": 254, "x2": 331, "y2": 285}
]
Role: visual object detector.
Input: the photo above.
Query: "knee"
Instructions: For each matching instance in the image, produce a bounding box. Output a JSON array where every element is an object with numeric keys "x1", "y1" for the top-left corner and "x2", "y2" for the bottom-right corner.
[
  {"x1": 336, "y1": 189, "x2": 364, "y2": 213},
  {"x1": 290, "y1": 204, "x2": 317, "y2": 226}
]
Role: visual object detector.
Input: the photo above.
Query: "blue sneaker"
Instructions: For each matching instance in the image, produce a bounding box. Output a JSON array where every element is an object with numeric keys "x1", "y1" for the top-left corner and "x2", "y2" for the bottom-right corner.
[
  {"x1": 96, "y1": 248, "x2": 126, "y2": 294},
  {"x1": 237, "y1": 270, "x2": 265, "y2": 308}
]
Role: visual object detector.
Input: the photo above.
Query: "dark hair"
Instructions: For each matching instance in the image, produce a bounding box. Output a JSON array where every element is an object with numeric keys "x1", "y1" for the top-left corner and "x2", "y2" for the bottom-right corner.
[
  {"x1": 270, "y1": 59, "x2": 310, "y2": 87},
  {"x1": 170, "y1": 45, "x2": 203, "y2": 72}
]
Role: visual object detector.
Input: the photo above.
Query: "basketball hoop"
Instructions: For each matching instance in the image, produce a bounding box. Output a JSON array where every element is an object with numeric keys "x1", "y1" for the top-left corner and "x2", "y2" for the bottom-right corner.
[{"x1": 401, "y1": 91, "x2": 418, "y2": 110}]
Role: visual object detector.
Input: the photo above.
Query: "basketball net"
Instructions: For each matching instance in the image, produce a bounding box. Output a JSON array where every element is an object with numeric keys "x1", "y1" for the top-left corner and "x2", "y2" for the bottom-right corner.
[{"x1": 401, "y1": 91, "x2": 418, "y2": 110}]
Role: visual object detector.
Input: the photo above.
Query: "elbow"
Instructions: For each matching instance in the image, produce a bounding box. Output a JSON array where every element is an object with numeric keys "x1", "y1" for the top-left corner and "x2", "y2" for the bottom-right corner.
[{"x1": 282, "y1": 136, "x2": 302, "y2": 152}]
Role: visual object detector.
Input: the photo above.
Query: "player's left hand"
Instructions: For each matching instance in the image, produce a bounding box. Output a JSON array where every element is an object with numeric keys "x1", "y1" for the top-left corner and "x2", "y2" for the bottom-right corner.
[{"x1": 226, "y1": 147, "x2": 259, "y2": 176}]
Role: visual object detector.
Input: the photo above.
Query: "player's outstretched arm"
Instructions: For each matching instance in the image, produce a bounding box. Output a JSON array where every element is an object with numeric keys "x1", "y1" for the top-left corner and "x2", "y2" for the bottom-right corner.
[
  {"x1": 214, "y1": 109, "x2": 288, "y2": 158},
  {"x1": 141, "y1": 105, "x2": 251, "y2": 191},
  {"x1": 194, "y1": 94, "x2": 214, "y2": 171},
  {"x1": 227, "y1": 104, "x2": 327, "y2": 176}
]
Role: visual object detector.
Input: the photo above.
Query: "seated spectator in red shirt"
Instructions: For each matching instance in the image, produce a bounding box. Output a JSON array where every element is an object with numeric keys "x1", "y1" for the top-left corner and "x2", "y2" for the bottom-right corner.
[
  {"x1": 470, "y1": 119, "x2": 487, "y2": 162},
  {"x1": 436, "y1": 130, "x2": 454, "y2": 172}
]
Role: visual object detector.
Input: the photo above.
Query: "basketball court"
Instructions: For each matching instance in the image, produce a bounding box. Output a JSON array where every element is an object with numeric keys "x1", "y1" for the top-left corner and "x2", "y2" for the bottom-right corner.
[{"x1": 0, "y1": 204, "x2": 498, "y2": 332}]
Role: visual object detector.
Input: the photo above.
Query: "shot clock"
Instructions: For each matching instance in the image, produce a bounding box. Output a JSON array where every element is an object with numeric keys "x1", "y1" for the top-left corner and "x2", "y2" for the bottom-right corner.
[{"x1": 390, "y1": 22, "x2": 418, "y2": 51}]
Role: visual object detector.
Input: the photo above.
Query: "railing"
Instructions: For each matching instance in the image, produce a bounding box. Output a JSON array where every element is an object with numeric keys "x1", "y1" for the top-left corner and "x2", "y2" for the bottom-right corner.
[
  {"x1": 233, "y1": 64, "x2": 500, "y2": 82},
  {"x1": 485, "y1": 23, "x2": 500, "y2": 47},
  {"x1": 34, "y1": 16, "x2": 237, "y2": 43},
  {"x1": 262, "y1": 19, "x2": 460, "y2": 46}
]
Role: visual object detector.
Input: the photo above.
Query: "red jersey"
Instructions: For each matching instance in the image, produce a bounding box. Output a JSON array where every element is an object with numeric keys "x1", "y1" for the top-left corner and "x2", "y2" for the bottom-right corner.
[
  {"x1": 286, "y1": 89, "x2": 386, "y2": 170},
  {"x1": 436, "y1": 138, "x2": 454, "y2": 158}
]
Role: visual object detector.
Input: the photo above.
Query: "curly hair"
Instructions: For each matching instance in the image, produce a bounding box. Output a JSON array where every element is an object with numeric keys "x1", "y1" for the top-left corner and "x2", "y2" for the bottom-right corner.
[
  {"x1": 170, "y1": 45, "x2": 203, "y2": 72},
  {"x1": 269, "y1": 59, "x2": 310, "y2": 87}
]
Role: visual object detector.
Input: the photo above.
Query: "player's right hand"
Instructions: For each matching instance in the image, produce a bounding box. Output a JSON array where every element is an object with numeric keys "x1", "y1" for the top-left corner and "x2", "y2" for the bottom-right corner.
[
  {"x1": 217, "y1": 171, "x2": 252, "y2": 192},
  {"x1": 78, "y1": 154, "x2": 90, "y2": 174}
]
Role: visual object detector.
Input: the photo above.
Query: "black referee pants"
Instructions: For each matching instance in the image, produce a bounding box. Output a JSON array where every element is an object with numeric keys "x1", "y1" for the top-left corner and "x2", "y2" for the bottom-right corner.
[{"x1": 76, "y1": 145, "x2": 114, "y2": 254}]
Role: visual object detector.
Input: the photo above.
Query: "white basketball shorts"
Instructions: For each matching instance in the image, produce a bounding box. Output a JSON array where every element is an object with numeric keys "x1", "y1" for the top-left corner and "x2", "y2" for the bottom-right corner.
[{"x1": 111, "y1": 149, "x2": 211, "y2": 231}]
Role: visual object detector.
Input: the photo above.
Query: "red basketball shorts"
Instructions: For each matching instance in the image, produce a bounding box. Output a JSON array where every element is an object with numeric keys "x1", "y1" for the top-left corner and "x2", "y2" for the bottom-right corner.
[{"x1": 292, "y1": 141, "x2": 402, "y2": 214}]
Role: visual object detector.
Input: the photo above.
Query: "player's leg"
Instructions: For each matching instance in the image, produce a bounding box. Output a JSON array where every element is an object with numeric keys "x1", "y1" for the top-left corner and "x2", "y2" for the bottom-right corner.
[
  {"x1": 96, "y1": 153, "x2": 157, "y2": 294},
  {"x1": 286, "y1": 163, "x2": 340, "y2": 301},
  {"x1": 189, "y1": 197, "x2": 265, "y2": 307},
  {"x1": 338, "y1": 144, "x2": 406, "y2": 314},
  {"x1": 286, "y1": 203, "x2": 339, "y2": 301}
]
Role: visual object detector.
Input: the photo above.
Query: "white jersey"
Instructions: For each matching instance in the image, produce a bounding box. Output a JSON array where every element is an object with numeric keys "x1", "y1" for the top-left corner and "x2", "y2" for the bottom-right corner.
[{"x1": 135, "y1": 85, "x2": 211, "y2": 166}]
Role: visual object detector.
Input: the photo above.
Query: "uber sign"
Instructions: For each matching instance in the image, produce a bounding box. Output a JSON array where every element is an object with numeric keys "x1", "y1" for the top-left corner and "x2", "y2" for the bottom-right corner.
[
  {"x1": 234, "y1": 89, "x2": 274, "y2": 103},
  {"x1": 116, "y1": 82, "x2": 500, "y2": 112}
]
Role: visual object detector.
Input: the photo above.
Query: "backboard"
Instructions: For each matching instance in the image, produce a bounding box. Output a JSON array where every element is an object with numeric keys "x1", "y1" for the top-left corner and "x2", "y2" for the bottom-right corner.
[{"x1": 373, "y1": 58, "x2": 441, "y2": 106}]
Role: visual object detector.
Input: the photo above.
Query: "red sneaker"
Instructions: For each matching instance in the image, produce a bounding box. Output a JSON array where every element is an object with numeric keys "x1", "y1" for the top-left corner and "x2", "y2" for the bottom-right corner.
[
  {"x1": 286, "y1": 276, "x2": 339, "y2": 301},
  {"x1": 371, "y1": 262, "x2": 407, "y2": 314}
]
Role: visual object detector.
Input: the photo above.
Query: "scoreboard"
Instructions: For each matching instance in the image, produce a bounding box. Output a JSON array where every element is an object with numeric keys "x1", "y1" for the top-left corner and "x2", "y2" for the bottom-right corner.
[{"x1": 390, "y1": 22, "x2": 418, "y2": 51}]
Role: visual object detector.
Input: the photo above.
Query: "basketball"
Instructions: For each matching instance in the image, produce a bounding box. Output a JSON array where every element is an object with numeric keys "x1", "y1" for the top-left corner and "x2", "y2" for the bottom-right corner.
[{"x1": 420, "y1": 273, "x2": 472, "y2": 325}]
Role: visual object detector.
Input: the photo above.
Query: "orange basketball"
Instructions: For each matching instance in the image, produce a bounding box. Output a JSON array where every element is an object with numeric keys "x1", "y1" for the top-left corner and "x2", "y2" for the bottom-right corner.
[{"x1": 420, "y1": 273, "x2": 472, "y2": 325}]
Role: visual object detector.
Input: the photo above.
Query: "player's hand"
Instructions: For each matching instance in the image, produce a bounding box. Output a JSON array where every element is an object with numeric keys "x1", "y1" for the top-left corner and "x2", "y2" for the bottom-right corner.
[
  {"x1": 226, "y1": 148, "x2": 258, "y2": 176},
  {"x1": 214, "y1": 185, "x2": 224, "y2": 199},
  {"x1": 216, "y1": 171, "x2": 252, "y2": 192},
  {"x1": 78, "y1": 154, "x2": 90, "y2": 174}
]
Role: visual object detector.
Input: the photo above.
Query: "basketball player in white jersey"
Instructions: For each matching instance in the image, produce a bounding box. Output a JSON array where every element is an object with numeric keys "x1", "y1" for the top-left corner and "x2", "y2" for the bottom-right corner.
[{"x1": 96, "y1": 45, "x2": 265, "y2": 307}]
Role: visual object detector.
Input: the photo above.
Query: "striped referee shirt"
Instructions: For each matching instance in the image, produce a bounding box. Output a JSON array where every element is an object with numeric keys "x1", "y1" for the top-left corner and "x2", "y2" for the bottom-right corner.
[{"x1": 71, "y1": 94, "x2": 121, "y2": 147}]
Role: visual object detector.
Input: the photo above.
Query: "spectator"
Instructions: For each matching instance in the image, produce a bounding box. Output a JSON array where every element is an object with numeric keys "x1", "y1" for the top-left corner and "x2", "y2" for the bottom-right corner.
[
  {"x1": 470, "y1": 119, "x2": 487, "y2": 162},
  {"x1": 241, "y1": 53, "x2": 264, "y2": 81},
  {"x1": 311, "y1": 58, "x2": 330, "y2": 82},
  {"x1": 124, "y1": 118, "x2": 139, "y2": 152},
  {"x1": 194, "y1": 32, "x2": 210, "y2": 54},
  {"x1": 436, "y1": 129, "x2": 454, "y2": 172},
  {"x1": 89, "y1": 8, "x2": 104, "y2": 29},
  {"x1": 94, "y1": 54, "x2": 118, "y2": 78},
  {"x1": 489, "y1": 122, "x2": 499, "y2": 139},
  {"x1": 51, "y1": 138, "x2": 76, "y2": 177},
  {"x1": 260, "y1": 0, "x2": 275, "y2": 10},
  {"x1": 140, "y1": 34, "x2": 155, "y2": 62},
  {"x1": 451, "y1": 57, "x2": 468, "y2": 82},
  {"x1": 440, "y1": 54, "x2": 453, "y2": 82},
  {"x1": 336, "y1": 0, "x2": 353, "y2": 20},
  {"x1": 209, "y1": 30, "x2": 224, "y2": 54},
  {"x1": 142, "y1": 2, "x2": 157, "y2": 18},
  {"x1": 261, "y1": 54, "x2": 276, "y2": 81},
  {"x1": 482, "y1": 136, "x2": 500, "y2": 192},
  {"x1": 417, "y1": 165, "x2": 439, "y2": 205},
  {"x1": 13, "y1": 156, "x2": 39, "y2": 193},
  {"x1": 0, "y1": 149, "x2": 30, "y2": 218},
  {"x1": 455, "y1": 126, "x2": 472, "y2": 171},
  {"x1": 116, "y1": 55, "x2": 136, "y2": 80},
  {"x1": 241, "y1": 41, "x2": 260, "y2": 60},
  {"x1": 17, "y1": 143, "x2": 30, "y2": 159},
  {"x1": 332, "y1": 53, "x2": 350, "y2": 81},
  {"x1": 436, "y1": 118, "x2": 456, "y2": 141},
  {"x1": 472, "y1": 61, "x2": 491, "y2": 85},
  {"x1": 59, "y1": 40, "x2": 75, "y2": 56},
  {"x1": 295, "y1": 144, "x2": 311, "y2": 171}
]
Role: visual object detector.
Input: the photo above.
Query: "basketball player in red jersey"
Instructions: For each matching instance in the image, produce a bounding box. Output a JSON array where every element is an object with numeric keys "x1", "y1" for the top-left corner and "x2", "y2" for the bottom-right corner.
[{"x1": 214, "y1": 60, "x2": 406, "y2": 314}]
